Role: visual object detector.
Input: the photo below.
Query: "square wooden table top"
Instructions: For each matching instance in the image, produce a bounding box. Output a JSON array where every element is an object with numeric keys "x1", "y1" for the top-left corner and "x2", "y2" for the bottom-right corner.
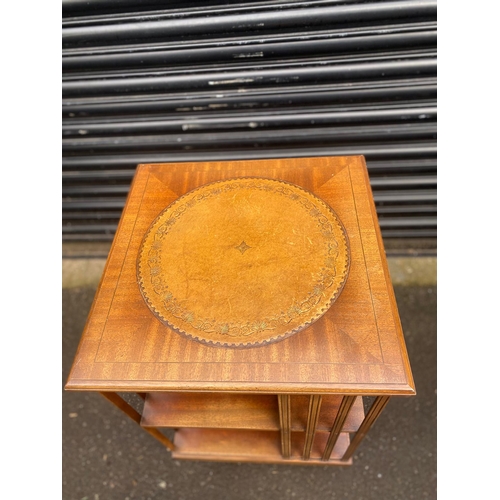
[{"x1": 66, "y1": 156, "x2": 415, "y2": 396}]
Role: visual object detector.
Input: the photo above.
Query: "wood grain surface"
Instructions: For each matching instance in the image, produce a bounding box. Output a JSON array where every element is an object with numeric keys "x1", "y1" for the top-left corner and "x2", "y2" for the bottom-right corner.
[
  {"x1": 171, "y1": 428, "x2": 352, "y2": 465},
  {"x1": 140, "y1": 393, "x2": 364, "y2": 432},
  {"x1": 66, "y1": 156, "x2": 415, "y2": 395}
]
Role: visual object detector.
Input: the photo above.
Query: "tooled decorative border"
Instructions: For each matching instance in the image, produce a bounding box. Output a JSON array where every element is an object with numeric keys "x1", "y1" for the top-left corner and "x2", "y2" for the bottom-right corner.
[{"x1": 137, "y1": 177, "x2": 350, "y2": 348}]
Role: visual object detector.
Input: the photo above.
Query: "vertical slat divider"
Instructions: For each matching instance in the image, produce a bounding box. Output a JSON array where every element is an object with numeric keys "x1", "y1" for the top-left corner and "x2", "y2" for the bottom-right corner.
[
  {"x1": 278, "y1": 394, "x2": 291, "y2": 459},
  {"x1": 341, "y1": 395, "x2": 390, "y2": 461},
  {"x1": 100, "y1": 392, "x2": 175, "y2": 451},
  {"x1": 322, "y1": 395, "x2": 357, "y2": 461},
  {"x1": 303, "y1": 395, "x2": 322, "y2": 460}
]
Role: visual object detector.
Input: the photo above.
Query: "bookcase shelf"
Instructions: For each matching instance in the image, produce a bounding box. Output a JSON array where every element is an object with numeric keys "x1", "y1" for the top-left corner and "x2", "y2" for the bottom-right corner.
[
  {"x1": 172, "y1": 428, "x2": 352, "y2": 466},
  {"x1": 141, "y1": 393, "x2": 280, "y2": 430},
  {"x1": 141, "y1": 393, "x2": 364, "y2": 432},
  {"x1": 139, "y1": 392, "x2": 364, "y2": 464}
]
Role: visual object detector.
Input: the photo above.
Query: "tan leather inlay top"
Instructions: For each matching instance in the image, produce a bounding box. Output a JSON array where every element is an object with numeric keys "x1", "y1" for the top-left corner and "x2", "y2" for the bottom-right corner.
[{"x1": 137, "y1": 178, "x2": 350, "y2": 347}]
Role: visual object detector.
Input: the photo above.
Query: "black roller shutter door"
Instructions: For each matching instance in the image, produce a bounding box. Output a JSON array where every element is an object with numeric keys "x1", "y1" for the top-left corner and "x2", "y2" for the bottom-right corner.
[{"x1": 62, "y1": 0, "x2": 437, "y2": 245}]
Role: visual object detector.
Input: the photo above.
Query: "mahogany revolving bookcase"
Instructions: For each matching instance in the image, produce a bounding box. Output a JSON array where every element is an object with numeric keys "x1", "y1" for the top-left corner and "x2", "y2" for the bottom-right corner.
[{"x1": 65, "y1": 156, "x2": 415, "y2": 466}]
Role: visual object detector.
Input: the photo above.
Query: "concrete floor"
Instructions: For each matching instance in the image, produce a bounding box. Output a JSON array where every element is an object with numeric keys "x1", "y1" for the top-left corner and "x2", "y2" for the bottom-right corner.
[{"x1": 62, "y1": 263, "x2": 436, "y2": 500}]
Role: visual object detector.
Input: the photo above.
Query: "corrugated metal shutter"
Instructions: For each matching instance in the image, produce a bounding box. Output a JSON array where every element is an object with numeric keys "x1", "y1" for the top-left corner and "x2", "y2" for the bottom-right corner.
[{"x1": 62, "y1": 0, "x2": 437, "y2": 244}]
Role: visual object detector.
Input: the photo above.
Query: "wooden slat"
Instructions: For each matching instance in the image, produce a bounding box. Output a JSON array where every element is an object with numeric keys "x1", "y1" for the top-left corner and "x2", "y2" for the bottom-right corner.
[
  {"x1": 295, "y1": 430, "x2": 350, "y2": 462},
  {"x1": 322, "y1": 395, "x2": 357, "y2": 461},
  {"x1": 278, "y1": 394, "x2": 291, "y2": 458},
  {"x1": 303, "y1": 395, "x2": 322, "y2": 460},
  {"x1": 141, "y1": 392, "x2": 279, "y2": 430},
  {"x1": 342, "y1": 395, "x2": 391, "y2": 461},
  {"x1": 291, "y1": 395, "x2": 364, "y2": 432},
  {"x1": 172, "y1": 428, "x2": 351, "y2": 465}
]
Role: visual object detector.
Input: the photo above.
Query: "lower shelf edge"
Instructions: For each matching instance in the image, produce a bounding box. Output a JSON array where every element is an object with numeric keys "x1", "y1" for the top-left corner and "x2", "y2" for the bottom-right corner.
[{"x1": 171, "y1": 428, "x2": 352, "y2": 466}]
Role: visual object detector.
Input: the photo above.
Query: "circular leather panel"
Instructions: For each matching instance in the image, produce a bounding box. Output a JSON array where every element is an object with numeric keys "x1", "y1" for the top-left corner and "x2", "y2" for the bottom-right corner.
[{"x1": 137, "y1": 178, "x2": 350, "y2": 348}]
